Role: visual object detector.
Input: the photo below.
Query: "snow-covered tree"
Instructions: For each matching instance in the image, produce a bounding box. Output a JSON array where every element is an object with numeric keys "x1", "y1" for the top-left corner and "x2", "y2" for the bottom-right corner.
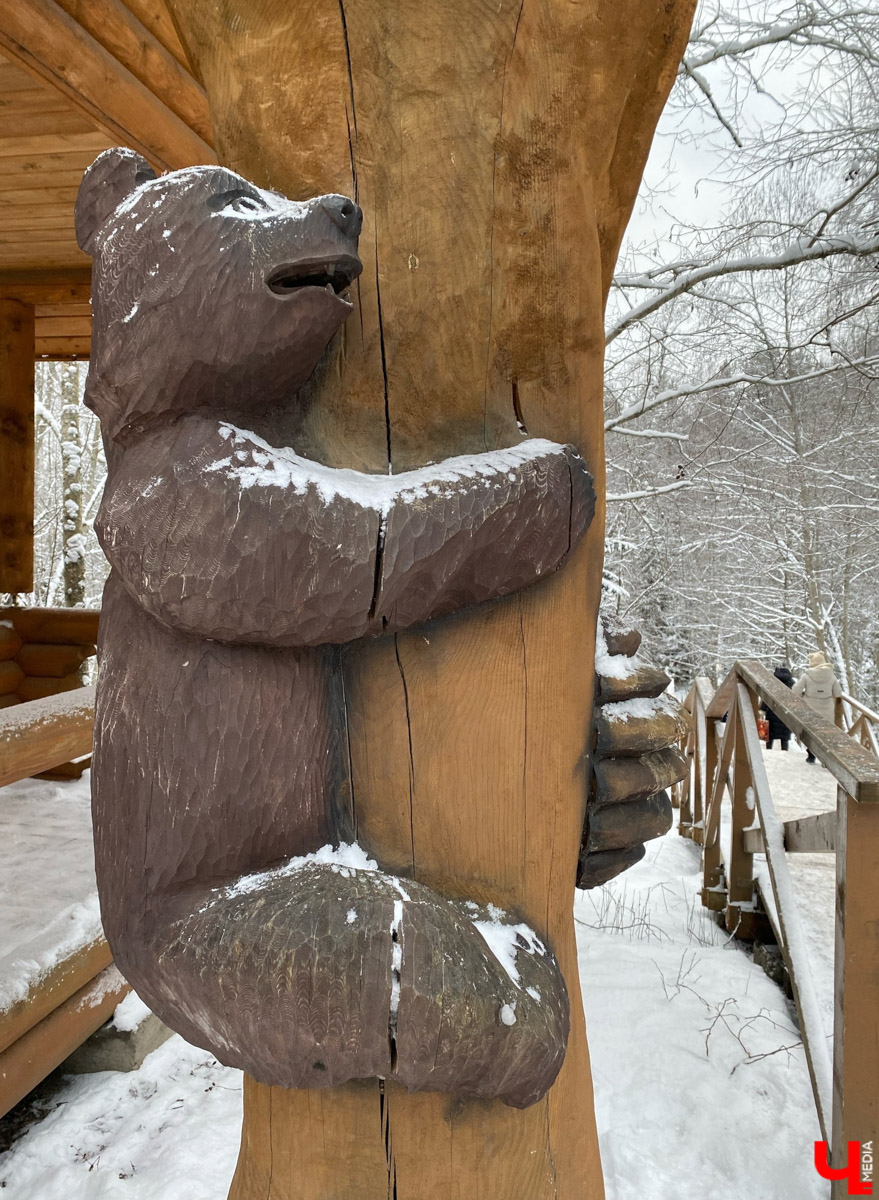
[
  {"x1": 604, "y1": 0, "x2": 879, "y2": 706},
  {"x1": 1, "y1": 362, "x2": 108, "y2": 611}
]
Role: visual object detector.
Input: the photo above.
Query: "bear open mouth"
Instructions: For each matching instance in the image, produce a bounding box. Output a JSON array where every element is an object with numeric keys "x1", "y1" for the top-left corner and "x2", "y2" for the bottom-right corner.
[{"x1": 266, "y1": 255, "x2": 361, "y2": 302}]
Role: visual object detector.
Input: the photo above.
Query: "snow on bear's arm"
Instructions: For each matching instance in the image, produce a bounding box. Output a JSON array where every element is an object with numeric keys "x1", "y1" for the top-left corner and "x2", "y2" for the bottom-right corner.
[{"x1": 209, "y1": 421, "x2": 567, "y2": 517}]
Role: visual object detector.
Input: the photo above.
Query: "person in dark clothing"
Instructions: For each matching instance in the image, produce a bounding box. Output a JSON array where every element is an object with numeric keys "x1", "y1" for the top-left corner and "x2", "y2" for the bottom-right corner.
[{"x1": 762, "y1": 664, "x2": 794, "y2": 750}]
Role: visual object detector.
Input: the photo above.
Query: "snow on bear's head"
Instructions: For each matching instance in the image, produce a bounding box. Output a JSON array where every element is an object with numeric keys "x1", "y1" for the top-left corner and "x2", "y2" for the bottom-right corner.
[{"x1": 76, "y1": 148, "x2": 362, "y2": 440}]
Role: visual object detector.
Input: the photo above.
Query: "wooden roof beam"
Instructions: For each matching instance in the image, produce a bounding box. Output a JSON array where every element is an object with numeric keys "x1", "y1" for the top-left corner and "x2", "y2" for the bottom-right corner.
[
  {"x1": 116, "y1": 0, "x2": 196, "y2": 73},
  {"x1": 0, "y1": 0, "x2": 215, "y2": 172},
  {"x1": 52, "y1": 0, "x2": 213, "y2": 145}
]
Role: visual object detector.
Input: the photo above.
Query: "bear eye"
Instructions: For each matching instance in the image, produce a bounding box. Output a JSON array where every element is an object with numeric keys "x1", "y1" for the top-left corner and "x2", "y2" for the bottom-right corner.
[
  {"x1": 230, "y1": 195, "x2": 262, "y2": 213},
  {"x1": 208, "y1": 189, "x2": 267, "y2": 214}
]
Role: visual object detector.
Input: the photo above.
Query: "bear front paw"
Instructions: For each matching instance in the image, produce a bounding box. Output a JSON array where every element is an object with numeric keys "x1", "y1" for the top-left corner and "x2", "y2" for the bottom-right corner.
[{"x1": 578, "y1": 616, "x2": 689, "y2": 889}]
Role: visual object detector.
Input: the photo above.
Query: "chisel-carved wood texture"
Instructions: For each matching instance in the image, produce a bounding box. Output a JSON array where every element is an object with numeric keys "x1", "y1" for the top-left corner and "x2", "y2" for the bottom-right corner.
[{"x1": 79, "y1": 149, "x2": 594, "y2": 1108}]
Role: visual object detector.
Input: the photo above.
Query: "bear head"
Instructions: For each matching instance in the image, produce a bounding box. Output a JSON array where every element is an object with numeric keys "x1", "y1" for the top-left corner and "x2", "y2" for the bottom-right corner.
[{"x1": 76, "y1": 148, "x2": 362, "y2": 441}]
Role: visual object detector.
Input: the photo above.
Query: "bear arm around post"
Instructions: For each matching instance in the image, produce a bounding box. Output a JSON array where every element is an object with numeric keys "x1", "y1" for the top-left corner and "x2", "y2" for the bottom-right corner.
[{"x1": 96, "y1": 413, "x2": 594, "y2": 648}]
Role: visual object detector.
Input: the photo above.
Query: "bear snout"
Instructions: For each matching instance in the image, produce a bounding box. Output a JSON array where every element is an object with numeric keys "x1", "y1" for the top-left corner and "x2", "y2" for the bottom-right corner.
[{"x1": 318, "y1": 194, "x2": 363, "y2": 239}]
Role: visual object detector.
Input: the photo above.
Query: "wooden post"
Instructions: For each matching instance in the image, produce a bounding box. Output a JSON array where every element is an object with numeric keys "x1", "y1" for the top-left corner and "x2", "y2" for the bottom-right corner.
[
  {"x1": 702, "y1": 706, "x2": 734, "y2": 912},
  {"x1": 703, "y1": 716, "x2": 720, "y2": 848},
  {"x1": 0, "y1": 298, "x2": 35, "y2": 594},
  {"x1": 678, "y1": 684, "x2": 697, "y2": 834},
  {"x1": 677, "y1": 688, "x2": 695, "y2": 825},
  {"x1": 832, "y1": 785, "x2": 879, "y2": 1196},
  {"x1": 725, "y1": 686, "x2": 758, "y2": 938},
  {"x1": 165, "y1": 3, "x2": 696, "y2": 1197},
  {"x1": 693, "y1": 698, "x2": 707, "y2": 844}
]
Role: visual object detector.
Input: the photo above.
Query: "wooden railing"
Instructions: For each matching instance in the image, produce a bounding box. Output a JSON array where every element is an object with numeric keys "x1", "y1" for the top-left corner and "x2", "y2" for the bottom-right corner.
[
  {"x1": 841, "y1": 692, "x2": 879, "y2": 758},
  {"x1": 0, "y1": 685, "x2": 95, "y2": 788},
  {"x1": 0, "y1": 606, "x2": 108, "y2": 1117},
  {"x1": 676, "y1": 662, "x2": 879, "y2": 1196},
  {"x1": 0, "y1": 606, "x2": 98, "y2": 781}
]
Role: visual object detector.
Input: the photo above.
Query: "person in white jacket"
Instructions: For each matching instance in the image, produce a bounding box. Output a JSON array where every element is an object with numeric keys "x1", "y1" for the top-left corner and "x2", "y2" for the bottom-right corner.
[{"x1": 793, "y1": 651, "x2": 842, "y2": 763}]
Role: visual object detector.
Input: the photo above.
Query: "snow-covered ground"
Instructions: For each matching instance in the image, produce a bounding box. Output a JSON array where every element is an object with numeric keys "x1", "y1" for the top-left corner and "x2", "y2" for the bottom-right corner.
[
  {"x1": 0, "y1": 751, "x2": 833, "y2": 1198},
  {"x1": 760, "y1": 744, "x2": 836, "y2": 1046},
  {"x1": 580, "y1": 812, "x2": 827, "y2": 1200},
  {"x1": 717, "y1": 741, "x2": 837, "y2": 1044}
]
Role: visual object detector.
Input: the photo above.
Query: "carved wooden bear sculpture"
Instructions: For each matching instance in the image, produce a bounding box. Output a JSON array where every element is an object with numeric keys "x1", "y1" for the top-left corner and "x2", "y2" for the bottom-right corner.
[{"x1": 77, "y1": 149, "x2": 596, "y2": 1109}]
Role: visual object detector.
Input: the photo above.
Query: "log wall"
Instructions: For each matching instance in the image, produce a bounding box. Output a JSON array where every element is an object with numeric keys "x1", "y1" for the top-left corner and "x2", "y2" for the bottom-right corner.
[{"x1": 0, "y1": 605, "x2": 97, "y2": 776}]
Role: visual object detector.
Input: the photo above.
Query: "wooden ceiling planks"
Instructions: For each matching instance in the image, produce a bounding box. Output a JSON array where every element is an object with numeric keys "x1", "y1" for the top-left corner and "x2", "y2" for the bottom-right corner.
[
  {"x1": 0, "y1": 0, "x2": 216, "y2": 586},
  {"x1": 0, "y1": 0, "x2": 216, "y2": 359},
  {"x1": 0, "y1": 0, "x2": 215, "y2": 171},
  {"x1": 0, "y1": 51, "x2": 109, "y2": 361}
]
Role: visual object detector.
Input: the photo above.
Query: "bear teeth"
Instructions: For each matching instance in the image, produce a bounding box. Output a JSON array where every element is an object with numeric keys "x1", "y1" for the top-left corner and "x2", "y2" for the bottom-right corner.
[{"x1": 266, "y1": 255, "x2": 361, "y2": 297}]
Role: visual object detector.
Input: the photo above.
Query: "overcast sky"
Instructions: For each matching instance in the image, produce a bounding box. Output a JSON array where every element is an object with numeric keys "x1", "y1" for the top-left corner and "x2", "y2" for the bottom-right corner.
[{"x1": 622, "y1": 38, "x2": 825, "y2": 261}]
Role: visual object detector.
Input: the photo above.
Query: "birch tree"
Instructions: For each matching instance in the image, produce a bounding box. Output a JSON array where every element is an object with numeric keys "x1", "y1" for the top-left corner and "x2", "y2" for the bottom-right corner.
[{"x1": 1, "y1": 361, "x2": 109, "y2": 611}]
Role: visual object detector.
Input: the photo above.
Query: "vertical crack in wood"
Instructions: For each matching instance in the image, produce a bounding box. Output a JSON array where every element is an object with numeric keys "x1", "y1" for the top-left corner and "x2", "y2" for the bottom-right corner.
[
  {"x1": 565, "y1": 459, "x2": 575, "y2": 559},
  {"x1": 373, "y1": 235, "x2": 393, "y2": 470},
  {"x1": 510, "y1": 0, "x2": 525, "y2": 55},
  {"x1": 343, "y1": 105, "x2": 359, "y2": 204},
  {"x1": 338, "y1": 650, "x2": 358, "y2": 839},
  {"x1": 337, "y1": 1, "x2": 359, "y2": 146},
  {"x1": 379, "y1": 1079, "x2": 397, "y2": 1200},
  {"x1": 393, "y1": 635, "x2": 417, "y2": 872},
  {"x1": 388, "y1": 906, "x2": 403, "y2": 1070},
  {"x1": 485, "y1": 0, "x2": 525, "y2": 446},
  {"x1": 368, "y1": 513, "x2": 387, "y2": 620},
  {"x1": 512, "y1": 377, "x2": 528, "y2": 434},
  {"x1": 338, "y1": 0, "x2": 363, "y2": 351}
]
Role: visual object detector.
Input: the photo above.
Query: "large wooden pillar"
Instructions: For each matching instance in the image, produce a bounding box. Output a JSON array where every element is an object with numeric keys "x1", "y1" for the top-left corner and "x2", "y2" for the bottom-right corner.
[
  {"x1": 166, "y1": 3, "x2": 695, "y2": 1197},
  {"x1": 832, "y1": 786, "x2": 879, "y2": 1197},
  {"x1": 0, "y1": 298, "x2": 35, "y2": 595}
]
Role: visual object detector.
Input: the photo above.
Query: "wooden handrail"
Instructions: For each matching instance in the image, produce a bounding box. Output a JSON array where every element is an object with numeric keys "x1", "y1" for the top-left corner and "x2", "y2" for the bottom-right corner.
[
  {"x1": 705, "y1": 672, "x2": 735, "y2": 720},
  {"x1": 693, "y1": 676, "x2": 714, "y2": 714},
  {"x1": 841, "y1": 693, "x2": 879, "y2": 725},
  {"x1": 683, "y1": 663, "x2": 879, "y2": 1186},
  {"x1": 733, "y1": 660, "x2": 879, "y2": 802},
  {"x1": 734, "y1": 681, "x2": 833, "y2": 1139},
  {"x1": 840, "y1": 693, "x2": 879, "y2": 759},
  {"x1": 0, "y1": 686, "x2": 95, "y2": 787},
  {"x1": 678, "y1": 676, "x2": 729, "y2": 852}
]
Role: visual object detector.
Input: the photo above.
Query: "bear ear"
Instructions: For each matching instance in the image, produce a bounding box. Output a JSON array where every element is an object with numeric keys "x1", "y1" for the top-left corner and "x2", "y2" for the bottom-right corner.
[{"x1": 75, "y1": 148, "x2": 157, "y2": 254}]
